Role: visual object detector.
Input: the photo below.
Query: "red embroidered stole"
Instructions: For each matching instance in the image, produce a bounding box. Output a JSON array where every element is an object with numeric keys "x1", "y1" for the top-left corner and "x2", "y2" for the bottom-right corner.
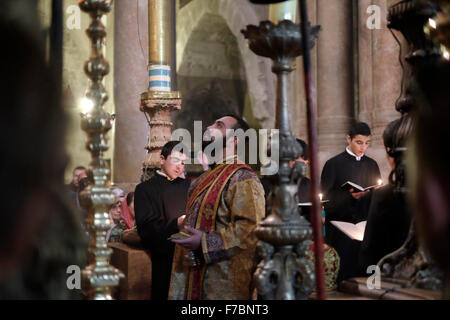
[{"x1": 185, "y1": 163, "x2": 250, "y2": 300}]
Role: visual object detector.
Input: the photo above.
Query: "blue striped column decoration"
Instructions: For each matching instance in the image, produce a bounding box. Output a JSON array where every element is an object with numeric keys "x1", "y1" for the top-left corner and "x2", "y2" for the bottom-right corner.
[{"x1": 148, "y1": 64, "x2": 171, "y2": 92}]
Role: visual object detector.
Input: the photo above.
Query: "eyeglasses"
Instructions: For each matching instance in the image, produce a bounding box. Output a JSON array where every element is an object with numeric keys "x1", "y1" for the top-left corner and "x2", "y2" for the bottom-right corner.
[{"x1": 169, "y1": 156, "x2": 185, "y2": 165}]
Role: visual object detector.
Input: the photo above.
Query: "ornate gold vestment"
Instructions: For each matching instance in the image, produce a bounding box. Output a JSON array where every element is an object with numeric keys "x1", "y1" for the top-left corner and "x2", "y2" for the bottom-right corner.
[{"x1": 168, "y1": 163, "x2": 265, "y2": 300}]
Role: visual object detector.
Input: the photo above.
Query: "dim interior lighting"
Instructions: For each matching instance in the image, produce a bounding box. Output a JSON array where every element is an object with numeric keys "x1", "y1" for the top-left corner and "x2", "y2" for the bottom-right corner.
[{"x1": 80, "y1": 97, "x2": 94, "y2": 114}]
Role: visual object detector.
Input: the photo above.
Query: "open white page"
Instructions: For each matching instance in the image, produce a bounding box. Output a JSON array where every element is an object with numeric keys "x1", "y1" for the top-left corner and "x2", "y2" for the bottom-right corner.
[{"x1": 330, "y1": 220, "x2": 367, "y2": 241}]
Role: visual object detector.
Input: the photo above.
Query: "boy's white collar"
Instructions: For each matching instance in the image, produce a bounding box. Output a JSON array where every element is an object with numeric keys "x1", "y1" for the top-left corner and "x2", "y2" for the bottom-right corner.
[
  {"x1": 156, "y1": 170, "x2": 174, "y2": 181},
  {"x1": 346, "y1": 147, "x2": 363, "y2": 161}
]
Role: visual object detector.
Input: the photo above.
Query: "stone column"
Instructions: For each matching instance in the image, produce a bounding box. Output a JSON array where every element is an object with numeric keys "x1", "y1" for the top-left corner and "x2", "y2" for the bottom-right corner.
[
  {"x1": 357, "y1": 0, "x2": 403, "y2": 181},
  {"x1": 316, "y1": 0, "x2": 354, "y2": 168},
  {"x1": 113, "y1": 0, "x2": 149, "y2": 191},
  {"x1": 140, "y1": 0, "x2": 181, "y2": 181},
  {"x1": 368, "y1": 0, "x2": 403, "y2": 181},
  {"x1": 295, "y1": 0, "x2": 317, "y2": 142},
  {"x1": 357, "y1": 0, "x2": 374, "y2": 127}
]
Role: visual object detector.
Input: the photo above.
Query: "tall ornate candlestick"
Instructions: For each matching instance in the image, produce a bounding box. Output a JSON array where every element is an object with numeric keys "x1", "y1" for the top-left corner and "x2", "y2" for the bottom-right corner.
[
  {"x1": 418, "y1": 0, "x2": 450, "y2": 299},
  {"x1": 78, "y1": 0, "x2": 124, "y2": 300},
  {"x1": 374, "y1": 0, "x2": 444, "y2": 291},
  {"x1": 242, "y1": 19, "x2": 320, "y2": 300},
  {"x1": 387, "y1": 0, "x2": 441, "y2": 113}
]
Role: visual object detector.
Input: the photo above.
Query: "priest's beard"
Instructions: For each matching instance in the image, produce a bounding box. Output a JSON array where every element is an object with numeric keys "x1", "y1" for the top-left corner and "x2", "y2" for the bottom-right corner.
[{"x1": 202, "y1": 134, "x2": 233, "y2": 166}]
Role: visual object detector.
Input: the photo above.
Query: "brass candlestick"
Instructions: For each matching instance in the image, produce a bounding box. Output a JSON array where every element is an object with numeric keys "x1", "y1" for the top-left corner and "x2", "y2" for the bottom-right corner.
[
  {"x1": 78, "y1": 0, "x2": 124, "y2": 300},
  {"x1": 242, "y1": 20, "x2": 320, "y2": 300}
]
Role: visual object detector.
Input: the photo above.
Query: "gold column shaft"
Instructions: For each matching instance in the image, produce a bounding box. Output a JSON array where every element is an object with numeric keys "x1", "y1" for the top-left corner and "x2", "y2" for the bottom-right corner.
[
  {"x1": 141, "y1": 0, "x2": 180, "y2": 181},
  {"x1": 148, "y1": 0, "x2": 171, "y2": 65}
]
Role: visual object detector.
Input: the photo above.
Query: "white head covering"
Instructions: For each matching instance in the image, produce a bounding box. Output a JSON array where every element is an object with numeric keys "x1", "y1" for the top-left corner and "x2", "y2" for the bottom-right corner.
[{"x1": 111, "y1": 187, "x2": 126, "y2": 200}]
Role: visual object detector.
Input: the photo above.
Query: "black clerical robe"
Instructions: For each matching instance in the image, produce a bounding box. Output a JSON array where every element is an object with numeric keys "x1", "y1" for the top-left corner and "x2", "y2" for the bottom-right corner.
[
  {"x1": 297, "y1": 177, "x2": 311, "y2": 221},
  {"x1": 320, "y1": 150, "x2": 381, "y2": 282},
  {"x1": 359, "y1": 184, "x2": 411, "y2": 272},
  {"x1": 134, "y1": 173, "x2": 190, "y2": 300}
]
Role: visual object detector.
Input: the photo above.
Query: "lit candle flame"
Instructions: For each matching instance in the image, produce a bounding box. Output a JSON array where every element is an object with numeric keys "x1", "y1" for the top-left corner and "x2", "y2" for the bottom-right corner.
[
  {"x1": 428, "y1": 18, "x2": 437, "y2": 29},
  {"x1": 319, "y1": 193, "x2": 323, "y2": 201},
  {"x1": 443, "y1": 47, "x2": 450, "y2": 61},
  {"x1": 378, "y1": 179, "x2": 383, "y2": 186}
]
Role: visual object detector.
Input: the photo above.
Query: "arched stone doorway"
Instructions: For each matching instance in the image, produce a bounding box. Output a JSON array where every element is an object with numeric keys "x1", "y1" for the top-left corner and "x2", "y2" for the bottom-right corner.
[
  {"x1": 176, "y1": 0, "x2": 275, "y2": 130},
  {"x1": 175, "y1": 13, "x2": 247, "y2": 134}
]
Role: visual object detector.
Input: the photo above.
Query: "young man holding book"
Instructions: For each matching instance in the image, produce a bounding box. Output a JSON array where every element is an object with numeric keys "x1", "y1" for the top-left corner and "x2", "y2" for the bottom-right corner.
[
  {"x1": 320, "y1": 121, "x2": 381, "y2": 282},
  {"x1": 134, "y1": 141, "x2": 190, "y2": 300}
]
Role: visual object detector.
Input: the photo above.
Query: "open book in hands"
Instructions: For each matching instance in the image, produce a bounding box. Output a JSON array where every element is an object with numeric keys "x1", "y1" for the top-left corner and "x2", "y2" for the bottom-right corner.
[
  {"x1": 330, "y1": 220, "x2": 367, "y2": 241},
  {"x1": 298, "y1": 200, "x2": 329, "y2": 206},
  {"x1": 341, "y1": 181, "x2": 378, "y2": 192}
]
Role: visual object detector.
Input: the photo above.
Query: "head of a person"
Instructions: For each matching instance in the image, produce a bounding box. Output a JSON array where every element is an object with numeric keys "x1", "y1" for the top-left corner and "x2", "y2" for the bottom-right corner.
[
  {"x1": 111, "y1": 187, "x2": 126, "y2": 202},
  {"x1": 72, "y1": 166, "x2": 87, "y2": 188},
  {"x1": 126, "y1": 192, "x2": 135, "y2": 218},
  {"x1": 160, "y1": 141, "x2": 187, "y2": 180},
  {"x1": 289, "y1": 139, "x2": 309, "y2": 169},
  {"x1": 382, "y1": 119, "x2": 399, "y2": 170},
  {"x1": 0, "y1": 19, "x2": 69, "y2": 280},
  {"x1": 109, "y1": 197, "x2": 122, "y2": 225},
  {"x1": 205, "y1": 114, "x2": 250, "y2": 159},
  {"x1": 382, "y1": 116, "x2": 413, "y2": 189},
  {"x1": 111, "y1": 187, "x2": 125, "y2": 223},
  {"x1": 346, "y1": 121, "x2": 372, "y2": 157}
]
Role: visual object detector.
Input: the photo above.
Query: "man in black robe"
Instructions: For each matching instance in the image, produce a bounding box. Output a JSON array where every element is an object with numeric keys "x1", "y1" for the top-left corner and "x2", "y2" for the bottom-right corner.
[
  {"x1": 359, "y1": 117, "x2": 412, "y2": 272},
  {"x1": 134, "y1": 141, "x2": 190, "y2": 300},
  {"x1": 321, "y1": 122, "x2": 381, "y2": 283},
  {"x1": 291, "y1": 139, "x2": 311, "y2": 221}
]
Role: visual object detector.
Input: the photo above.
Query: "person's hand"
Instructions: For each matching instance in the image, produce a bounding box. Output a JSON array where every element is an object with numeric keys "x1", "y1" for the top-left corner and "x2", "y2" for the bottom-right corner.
[
  {"x1": 171, "y1": 226, "x2": 202, "y2": 251},
  {"x1": 177, "y1": 215, "x2": 186, "y2": 230},
  {"x1": 350, "y1": 189, "x2": 368, "y2": 199}
]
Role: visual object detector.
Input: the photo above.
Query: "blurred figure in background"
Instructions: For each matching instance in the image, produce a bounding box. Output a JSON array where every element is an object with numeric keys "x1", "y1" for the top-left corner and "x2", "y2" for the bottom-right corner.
[
  {"x1": 106, "y1": 187, "x2": 127, "y2": 242},
  {"x1": 107, "y1": 195, "x2": 126, "y2": 243},
  {"x1": 359, "y1": 117, "x2": 412, "y2": 271},
  {"x1": 68, "y1": 166, "x2": 87, "y2": 193},
  {"x1": 0, "y1": 17, "x2": 86, "y2": 298},
  {"x1": 120, "y1": 192, "x2": 135, "y2": 229}
]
